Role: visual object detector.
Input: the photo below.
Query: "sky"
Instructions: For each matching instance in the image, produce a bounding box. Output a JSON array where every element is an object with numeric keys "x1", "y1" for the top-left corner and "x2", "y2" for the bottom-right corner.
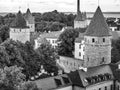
[{"x1": 0, "y1": 0, "x2": 120, "y2": 13}]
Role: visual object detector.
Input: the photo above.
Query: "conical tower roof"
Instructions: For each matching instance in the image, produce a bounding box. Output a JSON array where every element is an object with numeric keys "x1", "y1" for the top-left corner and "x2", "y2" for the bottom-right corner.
[
  {"x1": 13, "y1": 10, "x2": 27, "y2": 28},
  {"x1": 25, "y1": 8, "x2": 34, "y2": 24},
  {"x1": 85, "y1": 6, "x2": 112, "y2": 37}
]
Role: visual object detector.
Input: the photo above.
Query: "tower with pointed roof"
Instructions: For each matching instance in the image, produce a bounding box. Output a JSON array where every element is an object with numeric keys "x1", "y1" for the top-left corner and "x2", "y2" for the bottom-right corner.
[
  {"x1": 74, "y1": 0, "x2": 87, "y2": 29},
  {"x1": 10, "y1": 10, "x2": 31, "y2": 43},
  {"x1": 83, "y1": 6, "x2": 112, "y2": 68},
  {"x1": 24, "y1": 8, "x2": 35, "y2": 32}
]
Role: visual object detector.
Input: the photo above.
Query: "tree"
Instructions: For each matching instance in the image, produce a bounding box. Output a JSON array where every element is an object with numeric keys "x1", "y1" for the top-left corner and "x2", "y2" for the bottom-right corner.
[
  {"x1": 0, "y1": 25, "x2": 9, "y2": 42},
  {"x1": 0, "y1": 66, "x2": 25, "y2": 90},
  {"x1": 36, "y1": 43, "x2": 59, "y2": 74},
  {"x1": 111, "y1": 38, "x2": 120, "y2": 63},
  {"x1": 57, "y1": 28, "x2": 79, "y2": 57}
]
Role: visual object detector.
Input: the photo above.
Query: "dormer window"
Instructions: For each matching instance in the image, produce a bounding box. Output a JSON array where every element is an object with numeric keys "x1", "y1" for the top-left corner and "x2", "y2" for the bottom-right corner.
[
  {"x1": 92, "y1": 38, "x2": 95, "y2": 43},
  {"x1": 103, "y1": 38, "x2": 105, "y2": 42}
]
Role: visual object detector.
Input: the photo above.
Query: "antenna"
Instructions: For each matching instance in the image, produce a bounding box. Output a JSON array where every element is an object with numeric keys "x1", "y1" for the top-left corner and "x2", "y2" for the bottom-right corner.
[{"x1": 98, "y1": 0, "x2": 100, "y2": 6}]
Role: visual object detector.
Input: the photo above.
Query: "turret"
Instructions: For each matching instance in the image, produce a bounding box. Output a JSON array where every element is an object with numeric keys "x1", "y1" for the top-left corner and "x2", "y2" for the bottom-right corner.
[{"x1": 84, "y1": 6, "x2": 112, "y2": 68}]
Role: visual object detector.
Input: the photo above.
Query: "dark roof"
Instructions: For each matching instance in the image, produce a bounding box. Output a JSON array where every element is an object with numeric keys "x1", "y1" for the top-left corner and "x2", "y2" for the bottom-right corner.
[
  {"x1": 68, "y1": 65, "x2": 113, "y2": 87},
  {"x1": 85, "y1": 6, "x2": 112, "y2": 37},
  {"x1": 35, "y1": 74, "x2": 72, "y2": 90},
  {"x1": 12, "y1": 10, "x2": 28, "y2": 28},
  {"x1": 24, "y1": 8, "x2": 34, "y2": 24},
  {"x1": 74, "y1": 10, "x2": 83, "y2": 21}
]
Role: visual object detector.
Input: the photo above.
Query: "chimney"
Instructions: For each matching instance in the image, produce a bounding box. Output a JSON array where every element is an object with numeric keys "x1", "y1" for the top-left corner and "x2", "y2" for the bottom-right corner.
[{"x1": 77, "y1": 0, "x2": 80, "y2": 12}]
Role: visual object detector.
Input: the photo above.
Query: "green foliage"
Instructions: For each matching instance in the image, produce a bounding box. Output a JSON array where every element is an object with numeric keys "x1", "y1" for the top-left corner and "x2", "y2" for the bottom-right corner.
[
  {"x1": 0, "y1": 39, "x2": 59, "y2": 80},
  {"x1": 111, "y1": 38, "x2": 120, "y2": 63},
  {"x1": 0, "y1": 25, "x2": 9, "y2": 42},
  {"x1": 36, "y1": 21, "x2": 65, "y2": 32},
  {"x1": 57, "y1": 28, "x2": 79, "y2": 57},
  {"x1": 36, "y1": 43, "x2": 59, "y2": 74},
  {"x1": 0, "y1": 65, "x2": 25, "y2": 89}
]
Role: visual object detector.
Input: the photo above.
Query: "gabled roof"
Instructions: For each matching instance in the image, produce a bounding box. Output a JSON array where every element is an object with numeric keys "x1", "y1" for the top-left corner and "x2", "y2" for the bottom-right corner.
[
  {"x1": 35, "y1": 74, "x2": 72, "y2": 90},
  {"x1": 74, "y1": 10, "x2": 83, "y2": 21},
  {"x1": 68, "y1": 65, "x2": 113, "y2": 87},
  {"x1": 12, "y1": 10, "x2": 28, "y2": 28},
  {"x1": 24, "y1": 8, "x2": 34, "y2": 24},
  {"x1": 85, "y1": 6, "x2": 112, "y2": 37}
]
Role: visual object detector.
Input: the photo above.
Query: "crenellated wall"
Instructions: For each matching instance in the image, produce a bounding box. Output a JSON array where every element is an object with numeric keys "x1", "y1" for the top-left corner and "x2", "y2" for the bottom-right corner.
[{"x1": 10, "y1": 28, "x2": 30, "y2": 43}]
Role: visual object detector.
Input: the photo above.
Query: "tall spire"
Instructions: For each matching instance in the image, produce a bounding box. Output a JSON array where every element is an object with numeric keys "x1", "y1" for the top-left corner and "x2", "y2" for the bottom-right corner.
[
  {"x1": 77, "y1": 0, "x2": 80, "y2": 12},
  {"x1": 75, "y1": 0, "x2": 83, "y2": 21},
  {"x1": 85, "y1": 6, "x2": 112, "y2": 37}
]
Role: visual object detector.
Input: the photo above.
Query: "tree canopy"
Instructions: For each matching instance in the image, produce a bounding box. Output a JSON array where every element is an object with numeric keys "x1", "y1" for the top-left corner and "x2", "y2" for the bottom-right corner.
[{"x1": 57, "y1": 28, "x2": 79, "y2": 57}]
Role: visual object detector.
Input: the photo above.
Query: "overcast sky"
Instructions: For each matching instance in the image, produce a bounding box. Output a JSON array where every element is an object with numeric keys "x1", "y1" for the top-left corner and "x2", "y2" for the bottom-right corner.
[{"x1": 0, "y1": 0, "x2": 120, "y2": 13}]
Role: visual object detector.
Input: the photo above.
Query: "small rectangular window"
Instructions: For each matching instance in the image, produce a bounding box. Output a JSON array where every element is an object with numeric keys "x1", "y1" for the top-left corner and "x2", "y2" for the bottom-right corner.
[
  {"x1": 92, "y1": 38, "x2": 95, "y2": 43},
  {"x1": 79, "y1": 44, "x2": 81, "y2": 49},
  {"x1": 79, "y1": 52, "x2": 81, "y2": 56},
  {"x1": 103, "y1": 38, "x2": 105, "y2": 42}
]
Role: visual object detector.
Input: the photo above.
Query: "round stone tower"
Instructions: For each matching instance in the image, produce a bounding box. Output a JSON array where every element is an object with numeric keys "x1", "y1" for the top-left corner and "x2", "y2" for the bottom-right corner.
[{"x1": 84, "y1": 6, "x2": 112, "y2": 68}]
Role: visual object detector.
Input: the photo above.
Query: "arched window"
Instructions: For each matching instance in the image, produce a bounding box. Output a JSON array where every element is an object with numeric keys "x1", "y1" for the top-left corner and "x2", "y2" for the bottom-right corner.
[{"x1": 92, "y1": 38, "x2": 95, "y2": 43}]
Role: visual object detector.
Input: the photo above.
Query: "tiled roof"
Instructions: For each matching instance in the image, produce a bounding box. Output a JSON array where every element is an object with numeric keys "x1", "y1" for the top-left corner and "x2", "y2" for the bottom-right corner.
[
  {"x1": 68, "y1": 65, "x2": 113, "y2": 87},
  {"x1": 85, "y1": 6, "x2": 112, "y2": 37},
  {"x1": 12, "y1": 10, "x2": 28, "y2": 28},
  {"x1": 35, "y1": 74, "x2": 72, "y2": 90},
  {"x1": 24, "y1": 8, "x2": 34, "y2": 24}
]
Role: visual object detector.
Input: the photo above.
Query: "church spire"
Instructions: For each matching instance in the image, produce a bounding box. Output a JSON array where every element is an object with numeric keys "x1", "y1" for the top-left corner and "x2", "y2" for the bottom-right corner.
[{"x1": 77, "y1": 0, "x2": 80, "y2": 13}]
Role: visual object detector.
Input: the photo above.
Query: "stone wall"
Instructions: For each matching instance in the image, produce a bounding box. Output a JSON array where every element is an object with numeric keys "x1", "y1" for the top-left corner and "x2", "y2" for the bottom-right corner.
[
  {"x1": 10, "y1": 28, "x2": 30, "y2": 43},
  {"x1": 84, "y1": 36, "x2": 112, "y2": 68}
]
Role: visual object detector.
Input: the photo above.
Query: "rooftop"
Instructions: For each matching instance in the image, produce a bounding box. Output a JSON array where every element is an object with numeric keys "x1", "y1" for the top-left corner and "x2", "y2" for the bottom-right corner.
[
  {"x1": 85, "y1": 6, "x2": 112, "y2": 37},
  {"x1": 12, "y1": 10, "x2": 28, "y2": 28},
  {"x1": 35, "y1": 74, "x2": 72, "y2": 90},
  {"x1": 24, "y1": 8, "x2": 34, "y2": 24}
]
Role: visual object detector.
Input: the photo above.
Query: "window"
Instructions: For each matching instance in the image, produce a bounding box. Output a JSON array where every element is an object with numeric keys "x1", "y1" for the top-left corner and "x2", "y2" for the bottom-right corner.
[
  {"x1": 62, "y1": 77, "x2": 70, "y2": 84},
  {"x1": 111, "y1": 85, "x2": 113, "y2": 90},
  {"x1": 92, "y1": 38, "x2": 95, "y2": 43},
  {"x1": 79, "y1": 44, "x2": 81, "y2": 49},
  {"x1": 102, "y1": 57, "x2": 105, "y2": 63},
  {"x1": 52, "y1": 40, "x2": 54, "y2": 43},
  {"x1": 54, "y1": 79, "x2": 62, "y2": 87},
  {"x1": 79, "y1": 52, "x2": 81, "y2": 56},
  {"x1": 105, "y1": 86, "x2": 107, "y2": 90},
  {"x1": 103, "y1": 38, "x2": 105, "y2": 42},
  {"x1": 83, "y1": 55, "x2": 85, "y2": 60},
  {"x1": 118, "y1": 86, "x2": 119, "y2": 90}
]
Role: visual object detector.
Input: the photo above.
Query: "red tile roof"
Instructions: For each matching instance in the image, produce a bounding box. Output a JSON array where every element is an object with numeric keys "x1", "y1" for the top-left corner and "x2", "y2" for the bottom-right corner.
[{"x1": 85, "y1": 6, "x2": 112, "y2": 37}]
